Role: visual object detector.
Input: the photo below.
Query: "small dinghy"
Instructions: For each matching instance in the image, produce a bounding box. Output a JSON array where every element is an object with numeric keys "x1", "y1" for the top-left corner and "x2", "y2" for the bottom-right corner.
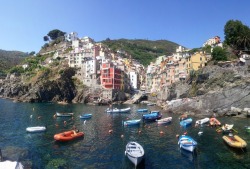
[
  {"x1": 137, "y1": 109, "x2": 148, "y2": 113},
  {"x1": 210, "y1": 117, "x2": 221, "y2": 126},
  {"x1": 125, "y1": 142, "x2": 144, "y2": 167},
  {"x1": 178, "y1": 135, "x2": 197, "y2": 152},
  {"x1": 156, "y1": 117, "x2": 172, "y2": 125},
  {"x1": 195, "y1": 117, "x2": 209, "y2": 125},
  {"x1": 106, "y1": 107, "x2": 131, "y2": 113},
  {"x1": 80, "y1": 113, "x2": 92, "y2": 119},
  {"x1": 54, "y1": 130, "x2": 84, "y2": 142},
  {"x1": 180, "y1": 118, "x2": 192, "y2": 127},
  {"x1": 56, "y1": 112, "x2": 73, "y2": 117},
  {"x1": 26, "y1": 126, "x2": 46, "y2": 133},
  {"x1": 142, "y1": 111, "x2": 162, "y2": 121},
  {"x1": 0, "y1": 160, "x2": 24, "y2": 169},
  {"x1": 221, "y1": 124, "x2": 234, "y2": 133},
  {"x1": 222, "y1": 133, "x2": 247, "y2": 149},
  {"x1": 123, "y1": 119, "x2": 141, "y2": 126}
]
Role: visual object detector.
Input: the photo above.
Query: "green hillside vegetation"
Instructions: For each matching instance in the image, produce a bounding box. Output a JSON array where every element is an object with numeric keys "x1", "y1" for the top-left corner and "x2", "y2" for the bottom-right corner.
[
  {"x1": 0, "y1": 49, "x2": 29, "y2": 77},
  {"x1": 102, "y1": 39, "x2": 179, "y2": 65}
]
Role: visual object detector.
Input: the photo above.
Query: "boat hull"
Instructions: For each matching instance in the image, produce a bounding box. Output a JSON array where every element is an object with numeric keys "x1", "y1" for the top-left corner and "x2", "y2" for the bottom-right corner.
[
  {"x1": 222, "y1": 135, "x2": 247, "y2": 148},
  {"x1": 156, "y1": 117, "x2": 172, "y2": 124},
  {"x1": 180, "y1": 118, "x2": 192, "y2": 127},
  {"x1": 125, "y1": 142, "x2": 144, "y2": 167},
  {"x1": 106, "y1": 107, "x2": 131, "y2": 113},
  {"x1": 56, "y1": 112, "x2": 73, "y2": 117},
  {"x1": 80, "y1": 114, "x2": 92, "y2": 119},
  {"x1": 26, "y1": 126, "x2": 46, "y2": 133},
  {"x1": 124, "y1": 119, "x2": 141, "y2": 126},
  {"x1": 195, "y1": 118, "x2": 209, "y2": 125},
  {"x1": 54, "y1": 130, "x2": 84, "y2": 142},
  {"x1": 178, "y1": 135, "x2": 197, "y2": 152}
]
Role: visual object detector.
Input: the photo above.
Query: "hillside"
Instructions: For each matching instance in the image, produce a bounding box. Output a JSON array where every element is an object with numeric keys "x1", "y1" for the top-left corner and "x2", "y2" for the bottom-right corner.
[
  {"x1": 0, "y1": 49, "x2": 28, "y2": 76},
  {"x1": 102, "y1": 39, "x2": 180, "y2": 65}
]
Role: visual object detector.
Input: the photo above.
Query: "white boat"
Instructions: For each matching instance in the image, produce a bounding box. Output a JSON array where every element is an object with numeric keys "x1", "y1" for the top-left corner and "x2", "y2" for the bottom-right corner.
[
  {"x1": 156, "y1": 117, "x2": 172, "y2": 124},
  {"x1": 178, "y1": 135, "x2": 197, "y2": 152},
  {"x1": 56, "y1": 112, "x2": 73, "y2": 117},
  {"x1": 195, "y1": 117, "x2": 209, "y2": 125},
  {"x1": 0, "y1": 160, "x2": 24, "y2": 169},
  {"x1": 106, "y1": 107, "x2": 131, "y2": 113},
  {"x1": 26, "y1": 126, "x2": 46, "y2": 133},
  {"x1": 221, "y1": 124, "x2": 234, "y2": 132},
  {"x1": 125, "y1": 142, "x2": 144, "y2": 167}
]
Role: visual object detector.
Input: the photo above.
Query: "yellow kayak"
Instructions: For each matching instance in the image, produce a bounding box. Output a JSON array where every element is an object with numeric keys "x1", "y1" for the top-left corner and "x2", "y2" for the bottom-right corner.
[{"x1": 222, "y1": 135, "x2": 247, "y2": 148}]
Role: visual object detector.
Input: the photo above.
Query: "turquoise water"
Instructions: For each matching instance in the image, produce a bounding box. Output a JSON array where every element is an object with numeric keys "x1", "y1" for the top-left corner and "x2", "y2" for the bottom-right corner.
[{"x1": 0, "y1": 98, "x2": 250, "y2": 169}]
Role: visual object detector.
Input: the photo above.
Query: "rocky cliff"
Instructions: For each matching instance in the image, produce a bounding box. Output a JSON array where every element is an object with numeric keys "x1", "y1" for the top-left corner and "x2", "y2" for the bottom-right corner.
[
  {"x1": 157, "y1": 60, "x2": 250, "y2": 118},
  {"x1": 0, "y1": 68, "x2": 86, "y2": 103}
]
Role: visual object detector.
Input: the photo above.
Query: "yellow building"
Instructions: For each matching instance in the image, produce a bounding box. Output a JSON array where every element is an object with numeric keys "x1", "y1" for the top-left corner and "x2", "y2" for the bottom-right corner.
[{"x1": 187, "y1": 52, "x2": 207, "y2": 74}]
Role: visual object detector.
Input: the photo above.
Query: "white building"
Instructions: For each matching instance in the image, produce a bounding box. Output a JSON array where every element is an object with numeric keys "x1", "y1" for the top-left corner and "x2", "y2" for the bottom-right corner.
[
  {"x1": 65, "y1": 32, "x2": 78, "y2": 41},
  {"x1": 172, "y1": 46, "x2": 190, "y2": 61},
  {"x1": 129, "y1": 71, "x2": 138, "y2": 90}
]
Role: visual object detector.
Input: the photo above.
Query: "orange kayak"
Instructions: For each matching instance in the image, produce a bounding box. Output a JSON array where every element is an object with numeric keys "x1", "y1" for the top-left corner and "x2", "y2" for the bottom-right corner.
[{"x1": 54, "y1": 130, "x2": 84, "y2": 142}]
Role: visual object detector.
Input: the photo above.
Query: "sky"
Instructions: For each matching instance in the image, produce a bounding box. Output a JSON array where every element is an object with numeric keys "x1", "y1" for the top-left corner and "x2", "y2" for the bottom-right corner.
[{"x1": 1, "y1": 0, "x2": 250, "y2": 53}]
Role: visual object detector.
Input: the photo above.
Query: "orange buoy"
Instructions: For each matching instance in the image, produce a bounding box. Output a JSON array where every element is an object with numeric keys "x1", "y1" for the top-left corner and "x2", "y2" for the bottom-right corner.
[
  {"x1": 148, "y1": 126, "x2": 151, "y2": 129},
  {"x1": 183, "y1": 132, "x2": 187, "y2": 135},
  {"x1": 109, "y1": 130, "x2": 113, "y2": 134},
  {"x1": 53, "y1": 114, "x2": 56, "y2": 118},
  {"x1": 64, "y1": 121, "x2": 67, "y2": 125},
  {"x1": 160, "y1": 131, "x2": 164, "y2": 135},
  {"x1": 138, "y1": 130, "x2": 142, "y2": 134}
]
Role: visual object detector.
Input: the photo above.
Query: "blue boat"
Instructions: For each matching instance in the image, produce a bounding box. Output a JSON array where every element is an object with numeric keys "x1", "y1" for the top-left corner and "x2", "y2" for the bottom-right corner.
[
  {"x1": 123, "y1": 119, "x2": 141, "y2": 126},
  {"x1": 178, "y1": 135, "x2": 197, "y2": 152},
  {"x1": 80, "y1": 113, "x2": 92, "y2": 119},
  {"x1": 137, "y1": 109, "x2": 148, "y2": 113},
  {"x1": 142, "y1": 111, "x2": 162, "y2": 121},
  {"x1": 180, "y1": 118, "x2": 192, "y2": 127}
]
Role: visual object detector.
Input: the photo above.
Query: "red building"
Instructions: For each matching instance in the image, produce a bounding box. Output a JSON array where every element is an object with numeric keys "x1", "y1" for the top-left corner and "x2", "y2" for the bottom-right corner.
[{"x1": 101, "y1": 62, "x2": 121, "y2": 89}]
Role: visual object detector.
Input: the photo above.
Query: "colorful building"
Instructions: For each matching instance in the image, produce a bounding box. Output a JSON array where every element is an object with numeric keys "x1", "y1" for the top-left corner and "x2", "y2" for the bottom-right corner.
[{"x1": 187, "y1": 52, "x2": 207, "y2": 74}]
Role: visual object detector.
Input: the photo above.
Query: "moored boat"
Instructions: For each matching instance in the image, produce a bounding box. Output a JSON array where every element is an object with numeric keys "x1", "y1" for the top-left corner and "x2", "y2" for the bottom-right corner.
[
  {"x1": 125, "y1": 141, "x2": 144, "y2": 167},
  {"x1": 54, "y1": 130, "x2": 84, "y2": 142},
  {"x1": 80, "y1": 113, "x2": 92, "y2": 119},
  {"x1": 245, "y1": 126, "x2": 250, "y2": 133},
  {"x1": 137, "y1": 108, "x2": 148, "y2": 113},
  {"x1": 222, "y1": 134, "x2": 247, "y2": 148},
  {"x1": 178, "y1": 135, "x2": 197, "y2": 152},
  {"x1": 156, "y1": 117, "x2": 172, "y2": 124},
  {"x1": 0, "y1": 160, "x2": 24, "y2": 169},
  {"x1": 26, "y1": 126, "x2": 46, "y2": 133},
  {"x1": 195, "y1": 117, "x2": 209, "y2": 125},
  {"x1": 221, "y1": 124, "x2": 234, "y2": 133},
  {"x1": 210, "y1": 117, "x2": 221, "y2": 126},
  {"x1": 123, "y1": 119, "x2": 141, "y2": 126},
  {"x1": 180, "y1": 118, "x2": 192, "y2": 127},
  {"x1": 56, "y1": 112, "x2": 73, "y2": 117},
  {"x1": 106, "y1": 107, "x2": 131, "y2": 113},
  {"x1": 142, "y1": 111, "x2": 162, "y2": 121}
]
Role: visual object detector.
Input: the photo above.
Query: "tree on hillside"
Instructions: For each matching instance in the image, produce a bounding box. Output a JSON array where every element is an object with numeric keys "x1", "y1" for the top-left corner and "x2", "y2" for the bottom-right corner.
[
  {"x1": 47, "y1": 29, "x2": 66, "y2": 40},
  {"x1": 211, "y1": 46, "x2": 227, "y2": 61},
  {"x1": 224, "y1": 20, "x2": 250, "y2": 51},
  {"x1": 43, "y1": 36, "x2": 49, "y2": 42}
]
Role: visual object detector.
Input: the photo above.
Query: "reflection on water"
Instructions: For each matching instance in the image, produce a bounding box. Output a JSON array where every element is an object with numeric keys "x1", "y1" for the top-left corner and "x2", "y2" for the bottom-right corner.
[{"x1": 0, "y1": 99, "x2": 250, "y2": 168}]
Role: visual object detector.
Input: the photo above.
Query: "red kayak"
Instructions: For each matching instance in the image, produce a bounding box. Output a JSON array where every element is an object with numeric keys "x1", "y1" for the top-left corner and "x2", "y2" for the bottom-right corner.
[{"x1": 54, "y1": 130, "x2": 84, "y2": 142}]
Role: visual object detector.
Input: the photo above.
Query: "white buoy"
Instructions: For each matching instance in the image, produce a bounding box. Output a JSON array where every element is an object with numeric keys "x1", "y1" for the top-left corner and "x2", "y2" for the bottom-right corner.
[
  {"x1": 198, "y1": 131, "x2": 203, "y2": 136},
  {"x1": 30, "y1": 115, "x2": 33, "y2": 119},
  {"x1": 84, "y1": 120, "x2": 86, "y2": 125}
]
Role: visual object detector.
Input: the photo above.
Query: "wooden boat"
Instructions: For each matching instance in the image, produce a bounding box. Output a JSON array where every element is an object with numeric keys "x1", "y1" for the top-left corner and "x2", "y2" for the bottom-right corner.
[
  {"x1": 106, "y1": 107, "x2": 131, "y2": 113},
  {"x1": 56, "y1": 112, "x2": 73, "y2": 117},
  {"x1": 54, "y1": 130, "x2": 84, "y2": 142},
  {"x1": 123, "y1": 119, "x2": 141, "y2": 126},
  {"x1": 222, "y1": 134, "x2": 247, "y2": 148},
  {"x1": 210, "y1": 117, "x2": 221, "y2": 126},
  {"x1": 80, "y1": 113, "x2": 92, "y2": 119},
  {"x1": 0, "y1": 160, "x2": 24, "y2": 169},
  {"x1": 142, "y1": 111, "x2": 162, "y2": 121},
  {"x1": 26, "y1": 126, "x2": 46, "y2": 133},
  {"x1": 156, "y1": 117, "x2": 172, "y2": 124},
  {"x1": 137, "y1": 108, "x2": 148, "y2": 113},
  {"x1": 180, "y1": 118, "x2": 192, "y2": 127},
  {"x1": 178, "y1": 135, "x2": 197, "y2": 152},
  {"x1": 195, "y1": 117, "x2": 209, "y2": 125},
  {"x1": 125, "y1": 142, "x2": 144, "y2": 167}
]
